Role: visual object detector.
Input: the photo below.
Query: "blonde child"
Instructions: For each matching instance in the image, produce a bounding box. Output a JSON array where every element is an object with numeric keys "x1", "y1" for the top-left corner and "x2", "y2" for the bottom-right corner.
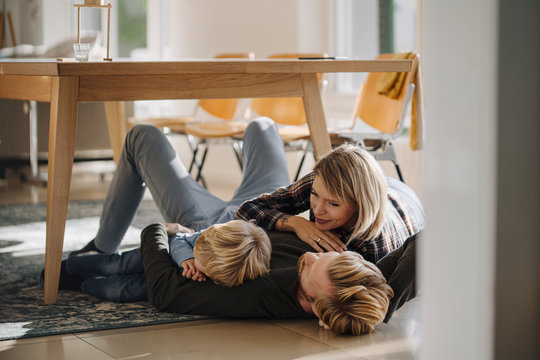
[
  {"x1": 166, "y1": 220, "x2": 271, "y2": 287},
  {"x1": 51, "y1": 220, "x2": 271, "y2": 302}
]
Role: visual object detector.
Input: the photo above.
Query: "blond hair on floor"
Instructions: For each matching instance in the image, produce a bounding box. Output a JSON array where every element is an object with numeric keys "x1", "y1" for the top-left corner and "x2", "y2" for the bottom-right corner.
[{"x1": 314, "y1": 251, "x2": 394, "y2": 335}]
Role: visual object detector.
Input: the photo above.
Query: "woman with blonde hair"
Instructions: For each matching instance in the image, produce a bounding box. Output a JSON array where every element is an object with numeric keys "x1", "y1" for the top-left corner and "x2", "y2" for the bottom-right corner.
[{"x1": 236, "y1": 144, "x2": 423, "y2": 263}]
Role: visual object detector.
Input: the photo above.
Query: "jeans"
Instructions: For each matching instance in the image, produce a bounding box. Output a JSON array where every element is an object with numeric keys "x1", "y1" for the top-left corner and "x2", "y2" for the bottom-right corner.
[
  {"x1": 94, "y1": 117, "x2": 290, "y2": 253},
  {"x1": 66, "y1": 249, "x2": 147, "y2": 302}
]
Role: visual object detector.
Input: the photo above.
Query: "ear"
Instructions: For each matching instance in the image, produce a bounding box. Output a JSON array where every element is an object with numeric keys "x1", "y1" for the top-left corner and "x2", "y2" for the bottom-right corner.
[{"x1": 312, "y1": 304, "x2": 319, "y2": 318}]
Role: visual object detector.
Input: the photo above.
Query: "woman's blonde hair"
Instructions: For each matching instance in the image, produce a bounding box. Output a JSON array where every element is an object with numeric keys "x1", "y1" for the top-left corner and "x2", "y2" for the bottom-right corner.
[
  {"x1": 313, "y1": 144, "x2": 388, "y2": 244},
  {"x1": 194, "y1": 220, "x2": 271, "y2": 287},
  {"x1": 314, "y1": 251, "x2": 394, "y2": 335}
]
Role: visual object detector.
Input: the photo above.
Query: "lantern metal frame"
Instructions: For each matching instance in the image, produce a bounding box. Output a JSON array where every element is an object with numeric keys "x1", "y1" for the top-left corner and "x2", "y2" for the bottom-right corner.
[{"x1": 73, "y1": 0, "x2": 112, "y2": 61}]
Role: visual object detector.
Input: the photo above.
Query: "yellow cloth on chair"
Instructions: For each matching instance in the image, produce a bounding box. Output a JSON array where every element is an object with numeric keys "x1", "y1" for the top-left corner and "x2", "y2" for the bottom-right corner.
[
  {"x1": 409, "y1": 89, "x2": 421, "y2": 150},
  {"x1": 376, "y1": 51, "x2": 416, "y2": 98},
  {"x1": 409, "y1": 55, "x2": 423, "y2": 151},
  {"x1": 377, "y1": 51, "x2": 422, "y2": 150}
]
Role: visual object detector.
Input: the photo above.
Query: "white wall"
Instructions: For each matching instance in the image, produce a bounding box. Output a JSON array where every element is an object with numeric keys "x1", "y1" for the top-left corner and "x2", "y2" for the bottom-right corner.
[
  {"x1": 421, "y1": 0, "x2": 540, "y2": 358},
  {"x1": 42, "y1": 0, "x2": 72, "y2": 48},
  {"x1": 297, "y1": 0, "x2": 330, "y2": 54},
  {"x1": 420, "y1": 0, "x2": 498, "y2": 359},
  {"x1": 168, "y1": 0, "x2": 300, "y2": 58},
  {"x1": 166, "y1": 0, "x2": 334, "y2": 120}
]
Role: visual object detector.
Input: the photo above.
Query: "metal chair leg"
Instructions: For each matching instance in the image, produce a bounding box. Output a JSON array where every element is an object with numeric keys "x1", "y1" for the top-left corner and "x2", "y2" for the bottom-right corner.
[
  {"x1": 357, "y1": 140, "x2": 406, "y2": 183},
  {"x1": 293, "y1": 141, "x2": 313, "y2": 181},
  {"x1": 394, "y1": 162, "x2": 405, "y2": 183},
  {"x1": 232, "y1": 140, "x2": 243, "y2": 171},
  {"x1": 187, "y1": 135, "x2": 207, "y2": 188},
  {"x1": 294, "y1": 153, "x2": 306, "y2": 181},
  {"x1": 195, "y1": 147, "x2": 209, "y2": 188},
  {"x1": 187, "y1": 135, "x2": 199, "y2": 173}
]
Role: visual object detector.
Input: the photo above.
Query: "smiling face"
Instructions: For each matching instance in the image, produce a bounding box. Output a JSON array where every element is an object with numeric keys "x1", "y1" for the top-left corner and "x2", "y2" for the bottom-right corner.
[
  {"x1": 296, "y1": 251, "x2": 340, "y2": 312},
  {"x1": 310, "y1": 176, "x2": 358, "y2": 232}
]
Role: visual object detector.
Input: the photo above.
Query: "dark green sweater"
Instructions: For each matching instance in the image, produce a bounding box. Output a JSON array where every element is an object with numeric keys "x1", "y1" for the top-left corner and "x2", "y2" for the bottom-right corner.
[{"x1": 141, "y1": 224, "x2": 314, "y2": 319}]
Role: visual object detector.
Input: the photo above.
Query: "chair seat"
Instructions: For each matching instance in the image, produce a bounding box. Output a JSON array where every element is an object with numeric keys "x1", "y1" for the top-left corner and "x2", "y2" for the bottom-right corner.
[
  {"x1": 278, "y1": 126, "x2": 311, "y2": 143},
  {"x1": 332, "y1": 136, "x2": 383, "y2": 150},
  {"x1": 127, "y1": 116, "x2": 194, "y2": 133},
  {"x1": 330, "y1": 129, "x2": 388, "y2": 148},
  {"x1": 184, "y1": 121, "x2": 248, "y2": 138}
]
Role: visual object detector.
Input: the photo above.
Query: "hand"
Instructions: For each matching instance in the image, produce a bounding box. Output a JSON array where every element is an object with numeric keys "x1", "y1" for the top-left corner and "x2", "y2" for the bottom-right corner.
[
  {"x1": 318, "y1": 319, "x2": 330, "y2": 331},
  {"x1": 312, "y1": 308, "x2": 330, "y2": 331},
  {"x1": 279, "y1": 216, "x2": 346, "y2": 253},
  {"x1": 162, "y1": 223, "x2": 195, "y2": 236},
  {"x1": 181, "y1": 259, "x2": 207, "y2": 282}
]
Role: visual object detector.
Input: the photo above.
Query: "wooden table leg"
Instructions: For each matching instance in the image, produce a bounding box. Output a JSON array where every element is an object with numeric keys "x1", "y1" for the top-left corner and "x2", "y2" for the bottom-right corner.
[
  {"x1": 43, "y1": 76, "x2": 79, "y2": 304},
  {"x1": 300, "y1": 73, "x2": 331, "y2": 159},
  {"x1": 104, "y1": 101, "x2": 127, "y2": 163}
]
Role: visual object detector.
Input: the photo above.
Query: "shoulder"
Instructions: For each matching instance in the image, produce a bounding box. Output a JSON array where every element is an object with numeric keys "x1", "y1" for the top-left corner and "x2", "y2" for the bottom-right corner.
[
  {"x1": 386, "y1": 177, "x2": 424, "y2": 229},
  {"x1": 284, "y1": 172, "x2": 315, "y2": 196},
  {"x1": 268, "y1": 230, "x2": 313, "y2": 267},
  {"x1": 294, "y1": 172, "x2": 315, "y2": 187}
]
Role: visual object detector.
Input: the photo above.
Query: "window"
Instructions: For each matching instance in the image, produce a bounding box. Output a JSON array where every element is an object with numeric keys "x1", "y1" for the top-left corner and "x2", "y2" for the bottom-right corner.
[
  {"x1": 72, "y1": 0, "x2": 162, "y2": 59},
  {"x1": 116, "y1": 0, "x2": 147, "y2": 57},
  {"x1": 331, "y1": 0, "x2": 416, "y2": 94}
]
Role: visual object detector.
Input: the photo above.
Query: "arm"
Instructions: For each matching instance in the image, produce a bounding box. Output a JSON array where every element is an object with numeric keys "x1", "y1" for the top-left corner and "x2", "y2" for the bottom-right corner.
[
  {"x1": 168, "y1": 232, "x2": 198, "y2": 268},
  {"x1": 235, "y1": 173, "x2": 314, "y2": 230},
  {"x1": 168, "y1": 231, "x2": 206, "y2": 281},
  {"x1": 376, "y1": 232, "x2": 419, "y2": 323},
  {"x1": 140, "y1": 224, "x2": 310, "y2": 318},
  {"x1": 162, "y1": 222, "x2": 195, "y2": 236},
  {"x1": 349, "y1": 184, "x2": 424, "y2": 263},
  {"x1": 236, "y1": 173, "x2": 344, "y2": 252},
  {"x1": 181, "y1": 258, "x2": 206, "y2": 282}
]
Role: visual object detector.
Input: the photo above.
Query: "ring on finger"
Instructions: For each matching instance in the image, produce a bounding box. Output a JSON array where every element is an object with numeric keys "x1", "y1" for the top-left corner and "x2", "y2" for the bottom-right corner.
[{"x1": 316, "y1": 238, "x2": 321, "y2": 243}]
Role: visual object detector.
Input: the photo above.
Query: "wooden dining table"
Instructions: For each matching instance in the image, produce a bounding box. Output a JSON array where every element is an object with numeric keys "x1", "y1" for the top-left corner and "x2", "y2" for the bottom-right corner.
[{"x1": 0, "y1": 57, "x2": 414, "y2": 304}]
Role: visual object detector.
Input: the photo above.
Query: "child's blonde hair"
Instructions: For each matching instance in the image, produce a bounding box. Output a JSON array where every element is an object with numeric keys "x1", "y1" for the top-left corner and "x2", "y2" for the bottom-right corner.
[{"x1": 194, "y1": 220, "x2": 271, "y2": 287}]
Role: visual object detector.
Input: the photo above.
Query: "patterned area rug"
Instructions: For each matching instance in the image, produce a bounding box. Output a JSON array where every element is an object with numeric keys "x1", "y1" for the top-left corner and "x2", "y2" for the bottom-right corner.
[{"x1": 0, "y1": 200, "x2": 210, "y2": 341}]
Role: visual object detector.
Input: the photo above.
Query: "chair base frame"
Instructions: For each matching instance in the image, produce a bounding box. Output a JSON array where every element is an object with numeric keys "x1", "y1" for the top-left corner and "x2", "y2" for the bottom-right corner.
[{"x1": 351, "y1": 139, "x2": 405, "y2": 182}]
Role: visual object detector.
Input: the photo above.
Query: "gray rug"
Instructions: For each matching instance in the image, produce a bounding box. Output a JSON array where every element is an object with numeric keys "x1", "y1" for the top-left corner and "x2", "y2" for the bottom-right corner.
[{"x1": 0, "y1": 200, "x2": 210, "y2": 341}]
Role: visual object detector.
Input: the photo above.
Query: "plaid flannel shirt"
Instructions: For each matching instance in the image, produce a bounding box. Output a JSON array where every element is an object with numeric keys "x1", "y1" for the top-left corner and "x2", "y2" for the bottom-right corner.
[{"x1": 235, "y1": 172, "x2": 421, "y2": 264}]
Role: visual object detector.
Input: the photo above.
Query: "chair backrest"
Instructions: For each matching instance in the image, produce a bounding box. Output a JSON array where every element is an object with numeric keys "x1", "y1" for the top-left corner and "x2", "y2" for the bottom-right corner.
[
  {"x1": 353, "y1": 53, "x2": 419, "y2": 134},
  {"x1": 250, "y1": 53, "x2": 326, "y2": 126},
  {"x1": 198, "y1": 52, "x2": 255, "y2": 120}
]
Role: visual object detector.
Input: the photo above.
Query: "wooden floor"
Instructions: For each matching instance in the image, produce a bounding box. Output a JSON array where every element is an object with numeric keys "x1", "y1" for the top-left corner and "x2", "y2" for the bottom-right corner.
[{"x1": 0, "y1": 138, "x2": 421, "y2": 359}]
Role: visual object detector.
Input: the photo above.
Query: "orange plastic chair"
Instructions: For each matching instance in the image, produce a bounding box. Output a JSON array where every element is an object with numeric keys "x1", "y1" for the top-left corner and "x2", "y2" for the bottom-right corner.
[
  {"x1": 249, "y1": 53, "x2": 327, "y2": 180},
  {"x1": 330, "y1": 53, "x2": 420, "y2": 182},
  {"x1": 127, "y1": 52, "x2": 254, "y2": 187}
]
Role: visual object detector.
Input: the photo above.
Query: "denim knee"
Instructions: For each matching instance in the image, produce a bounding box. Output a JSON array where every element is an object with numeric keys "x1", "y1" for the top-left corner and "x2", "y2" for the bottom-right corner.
[
  {"x1": 127, "y1": 124, "x2": 164, "y2": 149},
  {"x1": 102, "y1": 250, "x2": 144, "y2": 275},
  {"x1": 244, "y1": 117, "x2": 276, "y2": 137},
  {"x1": 124, "y1": 124, "x2": 177, "y2": 169}
]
